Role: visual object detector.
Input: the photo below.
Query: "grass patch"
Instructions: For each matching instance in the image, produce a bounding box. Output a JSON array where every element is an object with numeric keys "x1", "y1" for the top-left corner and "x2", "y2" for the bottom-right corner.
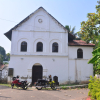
[
  {"x1": 61, "y1": 86, "x2": 67, "y2": 90},
  {"x1": 42, "y1": 88, "x2": 52, "y2": 90},
  {"x1": 0, "y1": 83, "x2": 11, "y2": 87},
  {"x1": 59, "y1": 84, "x2": 76, "y2": 86}
]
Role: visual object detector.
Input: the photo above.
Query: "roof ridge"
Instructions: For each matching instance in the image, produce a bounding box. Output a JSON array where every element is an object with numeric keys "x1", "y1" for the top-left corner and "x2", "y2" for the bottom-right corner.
[{"x1": 4, "y1": 7, "x2": 74, "y2": 40}]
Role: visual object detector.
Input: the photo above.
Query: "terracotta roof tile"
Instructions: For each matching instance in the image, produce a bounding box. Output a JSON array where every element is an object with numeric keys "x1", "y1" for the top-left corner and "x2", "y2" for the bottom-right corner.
[
  {"x1": 0, "y1": 64, "x2": 5, "y2": 70},
  {"x1": 68, "y1": 40, "x2": 95, "y2": 47}
]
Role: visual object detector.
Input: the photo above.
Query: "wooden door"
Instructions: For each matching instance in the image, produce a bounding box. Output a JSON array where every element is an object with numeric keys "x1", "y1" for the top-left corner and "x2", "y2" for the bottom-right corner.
[{"x1": 32, "y1": 65, "x2": 43, "y2": 85}]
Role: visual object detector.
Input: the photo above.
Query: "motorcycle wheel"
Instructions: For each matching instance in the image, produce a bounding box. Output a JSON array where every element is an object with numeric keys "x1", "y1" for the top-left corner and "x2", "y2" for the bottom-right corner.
[
  {"x1": 36, "y1": 83, "x2": 42, "y2": 90},
  {"x1": 23, "y1": 86, "x2": 27, "y2": 90},
  {"x1": 11, "y1": 83, "x2": 14, "y2": 89},
  {"x1": 51, "y1": 83, "x2": 56, "y2": 90}
]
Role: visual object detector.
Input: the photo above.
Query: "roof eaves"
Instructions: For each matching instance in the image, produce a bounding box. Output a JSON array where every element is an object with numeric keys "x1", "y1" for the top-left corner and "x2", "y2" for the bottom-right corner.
[
  {"x1": 68, "y1": 44, "x2": 95, "y2": 47},
  {"x1": 4, "y1": 12, "x2": 32, "y2": 41},
  {"x1": 4, "y1": 7, "x2": 42, "y2": 41}
]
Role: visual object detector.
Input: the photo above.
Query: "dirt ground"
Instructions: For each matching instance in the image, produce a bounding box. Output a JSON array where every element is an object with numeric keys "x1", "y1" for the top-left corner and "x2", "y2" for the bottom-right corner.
[{"x1": 0, "y1": 85, "x2": 89, "y2": 100}]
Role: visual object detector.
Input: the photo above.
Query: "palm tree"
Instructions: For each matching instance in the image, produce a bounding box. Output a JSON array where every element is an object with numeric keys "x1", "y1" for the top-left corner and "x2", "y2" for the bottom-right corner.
[{"x1": 65, "y1": 25, "x2": 75, "y2": 35}]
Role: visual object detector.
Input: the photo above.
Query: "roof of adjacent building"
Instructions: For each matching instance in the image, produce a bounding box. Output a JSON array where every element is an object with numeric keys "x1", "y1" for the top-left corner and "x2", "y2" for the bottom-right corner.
[
  {"x1": 0, "y1": 64, "x2": 4, "y2": 70},
  {"x1": 68, "y1": 40, "x2": 95, "y2": 47},
  {"x1": 0, "y1": 64, "x2": 8, "y2": 71},
  {"x1": 4, "y1": 7, "x2": 75, "y2": 41}
]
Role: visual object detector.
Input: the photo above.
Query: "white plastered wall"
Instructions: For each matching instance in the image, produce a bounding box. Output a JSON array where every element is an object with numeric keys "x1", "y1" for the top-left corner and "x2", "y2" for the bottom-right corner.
[
  {"x1": 8, "y1": 55, "x2": 68, "y2": 84},
  {"x1": 68, "y1": 46, "x2": 93, "y2": 83},
  {"x1": 8, "y1": 8, "x2": 68, "y2": 84}
]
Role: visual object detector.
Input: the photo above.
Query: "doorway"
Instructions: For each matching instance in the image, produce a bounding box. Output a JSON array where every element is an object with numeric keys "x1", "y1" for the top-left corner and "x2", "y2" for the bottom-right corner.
[{"x1": 32, "y1": 65, "x2": 43, "y2": 85}]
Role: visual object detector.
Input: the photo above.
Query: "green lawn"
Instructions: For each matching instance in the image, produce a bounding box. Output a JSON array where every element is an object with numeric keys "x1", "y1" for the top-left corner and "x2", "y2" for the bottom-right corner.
[
  {"x1": 59, "y1": 84, "x2": 77, "y2": 86},
  {"x1": 0, "y1": 83, "x2": 11, "y2": 87},
  {"x1": 0, "y1": 83, "x2": 87, "y2": 90}
]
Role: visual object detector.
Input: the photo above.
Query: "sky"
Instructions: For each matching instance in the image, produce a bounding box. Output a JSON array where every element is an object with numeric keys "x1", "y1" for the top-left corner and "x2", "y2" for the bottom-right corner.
[{"x1": 0, "y1": 0, "x2": 98, "y2": 53}]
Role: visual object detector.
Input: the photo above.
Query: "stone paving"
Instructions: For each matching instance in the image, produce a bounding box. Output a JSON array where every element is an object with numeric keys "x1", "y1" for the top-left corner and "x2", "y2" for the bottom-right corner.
[{"x1": 0, "y1": 85, "x2": 89, "y2": 100}]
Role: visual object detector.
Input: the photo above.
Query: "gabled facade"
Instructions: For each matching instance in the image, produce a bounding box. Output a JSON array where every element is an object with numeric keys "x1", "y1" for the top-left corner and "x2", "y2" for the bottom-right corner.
[{"x1": 5, "y1": 7, "x2": 95, "y2": 84}]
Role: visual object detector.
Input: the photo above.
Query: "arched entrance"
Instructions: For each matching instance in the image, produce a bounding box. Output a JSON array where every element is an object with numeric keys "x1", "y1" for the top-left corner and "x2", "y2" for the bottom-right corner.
[{"x1": 32, "y1": 64, "x2": 43, "y2": 85}]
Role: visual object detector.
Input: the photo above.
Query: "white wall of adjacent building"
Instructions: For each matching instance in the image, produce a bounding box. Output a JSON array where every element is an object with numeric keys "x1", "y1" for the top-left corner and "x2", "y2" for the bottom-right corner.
[{"x1": 68, "y1": 46, "x2": 93, "y2": 83}]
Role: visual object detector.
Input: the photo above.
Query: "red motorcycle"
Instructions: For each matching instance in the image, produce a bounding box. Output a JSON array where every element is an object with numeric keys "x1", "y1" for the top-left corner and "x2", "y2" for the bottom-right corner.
[{"x1": 11, "y1": 76, "x2": 30, "y2": 90}]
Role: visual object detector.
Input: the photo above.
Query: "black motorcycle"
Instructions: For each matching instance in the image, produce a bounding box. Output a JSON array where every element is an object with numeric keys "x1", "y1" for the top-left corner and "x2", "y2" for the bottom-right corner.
[
  {"x1": 35, "y1": 76, "x2": 59, "y2": 90},
  {"x1": 35, "y1": 79, "x2": 57, "y2": 90}
]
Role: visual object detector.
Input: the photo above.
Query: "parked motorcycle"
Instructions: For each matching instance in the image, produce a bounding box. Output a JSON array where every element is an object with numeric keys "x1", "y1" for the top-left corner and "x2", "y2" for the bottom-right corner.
[
  {"x1": 11, "y1": 76, "x2": 30, "y2": 90},
  {"x1": 35, "y1": 75, "x2": 58, "y2": 90}
]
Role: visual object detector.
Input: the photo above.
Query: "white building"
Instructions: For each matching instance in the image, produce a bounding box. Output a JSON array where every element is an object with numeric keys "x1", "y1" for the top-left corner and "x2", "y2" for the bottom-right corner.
[
  {"x1": 0, "y1": 64, "x2": 8, "y2": 83},
  {"x1": 4, "y1": 7, "x2": 95, "y2": 85}
]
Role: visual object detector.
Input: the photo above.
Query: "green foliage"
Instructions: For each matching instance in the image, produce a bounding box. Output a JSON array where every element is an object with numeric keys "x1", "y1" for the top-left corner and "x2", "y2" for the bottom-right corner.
[
  {"x1": 3, "y1": 62, "x2": 9, "y2": 64},
  {"x1": 65, "y1": 25, "x2": 76, "y2": 35},
  {"x1": 88, "y1": 76, "x2": 100, "y2": 100},
  {"x1": 0, "y1": 46, "x2": 10, "y2": 62},
  {"x1": 0, "y1": 84, "x2": 11, "y2": 87},
  {"x1": 0, "y1": 46, "x2": 6, "y2": 63},
  {"x1": 61, "y1": 86, "x2": 66, "y2": 90},
  {"x1": 5, "y1": 53, "x2": 10, "y2": 61},
  {"x1": 88, "y1": 47, "x2": 100, "y2": 75},
  {"x1": 0, "y1": 46, "x2": 6, "y2": 57},
  {"x1": 93, "y1": 60, "x2": 100, "y2": 74},
  {"x1": 0, "y1": 54, "x2": 4, "y2": 64},
  {"x1": 65, "y1": 25, "x2": 70, "y2": 32},
  {"x1": 77, "y1": 1, "x2": 100, "y2": 48}
]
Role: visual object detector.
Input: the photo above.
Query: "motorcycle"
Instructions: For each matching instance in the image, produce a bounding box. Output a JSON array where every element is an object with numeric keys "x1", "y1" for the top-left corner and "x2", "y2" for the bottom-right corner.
[
  {"x1": 11, "y1": 76, "x2": 30, "y2": 90},
  {"x1": 35, "y1": 75, "x2": 58, "y2": 90}
]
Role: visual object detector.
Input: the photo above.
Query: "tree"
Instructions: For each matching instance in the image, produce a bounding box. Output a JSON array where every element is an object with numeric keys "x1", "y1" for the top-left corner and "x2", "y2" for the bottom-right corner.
[
  {"x1": 6, "y1": 53, "x2": 10, "y2": 61},
  {"x1": 65, "y1": 25, "x2": 76, "y2": 35},
  {"x1": 0, "y1": 46, "x2": 10, "y2": 62},
  {"x1": 0, "y1": 46, "x2": 6, "y2": 64},
  {"x1": 77, "y1": 1, "x2": 100, "y2": 48},
  {"x1": 0, "y1": 54, "x2": 4, "y2": 64},
  {"x1": 0, "y1": 46, "x2": 6, "y2": 58},
  {"x1": 88, "y1": 47, "x2": 100, "y2": 75}
]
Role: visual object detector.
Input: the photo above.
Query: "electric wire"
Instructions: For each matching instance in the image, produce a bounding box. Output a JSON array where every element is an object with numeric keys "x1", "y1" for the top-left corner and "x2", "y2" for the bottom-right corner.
[
  {"x1": 0, "y1": 18, "x2": 18, "y2": 23},
  {"x1": 0, "y1": 17, "x2": 47, "y2": 30}
]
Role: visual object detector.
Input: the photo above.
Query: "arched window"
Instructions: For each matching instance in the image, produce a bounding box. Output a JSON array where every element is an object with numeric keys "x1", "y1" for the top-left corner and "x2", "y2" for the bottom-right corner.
[
  {"x1": 52, "y1": 42, "x2": 58, "y2": 52},
  {"x1": 21, "y1": 41, "x2": 27, "y2": 52},
  {"x1": 77, "y1": 48, "x2": 83, "y2": 58},
  {"x1": 37, "y1": 42, "x2": 43, "y2": 52}
]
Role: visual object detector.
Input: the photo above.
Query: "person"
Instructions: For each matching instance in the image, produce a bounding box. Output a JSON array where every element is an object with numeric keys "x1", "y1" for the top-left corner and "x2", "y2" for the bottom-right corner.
[
  {"x1": 16, "y1": 75, "x2": 19, "y2": 79},
  {"x1": 49, "y1": 75, "x2": 52, "y2": 82},
  {"x1": 16, "y1": 75, "x2": 20, "y2": 82}
]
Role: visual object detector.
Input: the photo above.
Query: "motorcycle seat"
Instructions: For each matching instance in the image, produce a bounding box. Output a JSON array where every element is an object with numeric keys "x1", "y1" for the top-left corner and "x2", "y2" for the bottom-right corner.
[{"x1": 37, "y1": 79, "x2": 48, "y2": 83}]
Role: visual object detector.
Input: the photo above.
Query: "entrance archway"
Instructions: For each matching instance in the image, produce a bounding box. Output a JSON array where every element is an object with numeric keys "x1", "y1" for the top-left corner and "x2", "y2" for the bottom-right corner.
[{"x1": 32, "y1": 64, "x2": 43, "y2": 85}]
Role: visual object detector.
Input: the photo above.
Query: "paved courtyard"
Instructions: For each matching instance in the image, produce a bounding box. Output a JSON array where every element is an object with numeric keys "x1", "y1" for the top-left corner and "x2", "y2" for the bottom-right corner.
[{"x1": 0, "y1": 86, "x2": 89, "y2": 100}]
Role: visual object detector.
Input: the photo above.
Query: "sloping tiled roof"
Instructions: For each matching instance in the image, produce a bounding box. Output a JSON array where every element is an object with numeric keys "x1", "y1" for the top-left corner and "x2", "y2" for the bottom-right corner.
[
  {"x1": 0, "y1": 64, "x2": 5, "y2": 70},
  {"x1": 0, "y1": 64, "x2": 8, "y2": 70},
  {"x1": 68, "y1": 40, "x2": 95, "y2": 47},
  {"x1": 4, "y1": 7, "x2": 74, "y2": 41}
]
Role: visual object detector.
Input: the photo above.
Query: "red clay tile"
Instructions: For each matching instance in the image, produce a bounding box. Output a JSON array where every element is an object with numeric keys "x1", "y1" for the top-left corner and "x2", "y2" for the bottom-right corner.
[{"x1": 68, "y1": 40, "x2": 95, "y2": 46}]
